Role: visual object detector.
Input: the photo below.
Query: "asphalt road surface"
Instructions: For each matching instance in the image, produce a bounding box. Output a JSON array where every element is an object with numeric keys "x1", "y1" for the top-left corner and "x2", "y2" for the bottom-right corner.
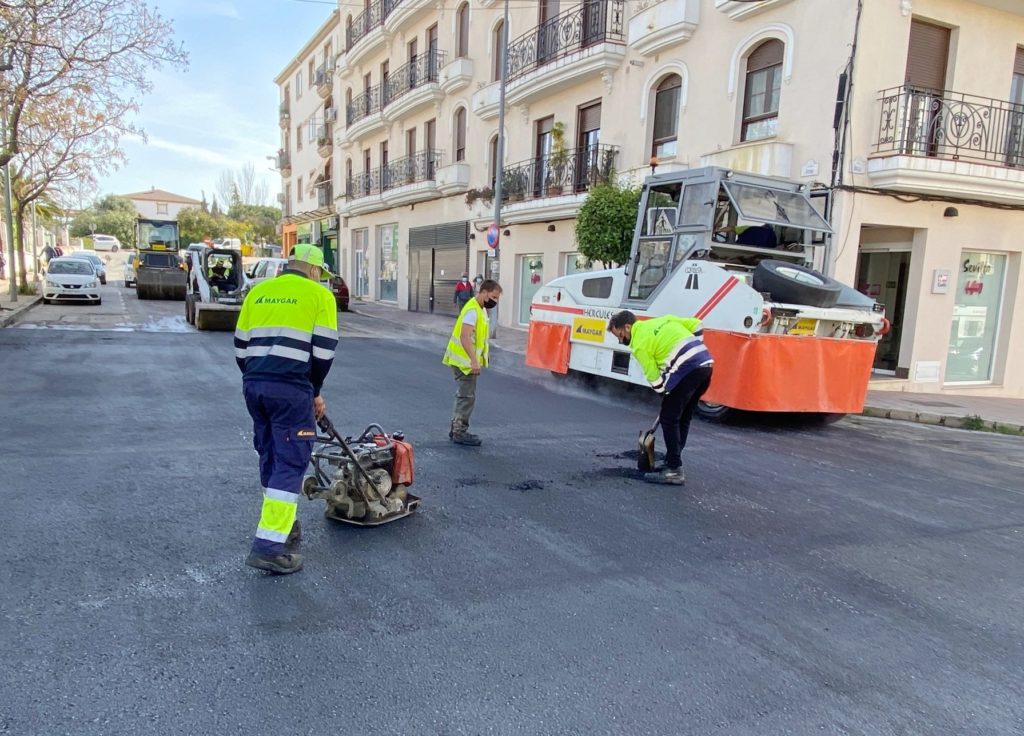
[{"x1": 1, "y1": 281, "x2": 1022, "y2": 736}]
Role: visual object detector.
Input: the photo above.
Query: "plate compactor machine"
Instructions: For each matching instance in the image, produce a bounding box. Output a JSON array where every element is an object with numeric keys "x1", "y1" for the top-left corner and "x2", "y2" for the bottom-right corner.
[{"x1": 302, "y1": 416, "x2": 420, "y2": 526}]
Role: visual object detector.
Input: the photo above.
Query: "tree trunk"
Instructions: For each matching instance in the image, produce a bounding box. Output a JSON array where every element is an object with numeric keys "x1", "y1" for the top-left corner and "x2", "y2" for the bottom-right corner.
[{"x1": 15, "y1": 208, "x2": 28, "y2": 292}]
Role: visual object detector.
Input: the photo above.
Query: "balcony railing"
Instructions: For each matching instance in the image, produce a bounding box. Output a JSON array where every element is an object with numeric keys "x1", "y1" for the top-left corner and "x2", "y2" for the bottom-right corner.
[
  {"x1": 315, "y1": 181, "x2": 333, "y2": 208},
  {"x1": 383, "y1": 50, "x2": 445, "y2": 107},
  {"x1": 382, "y1": 149, "x2": 440, "y2": 189},
  {"x1": 875, "y1": 85, "x2": 1024, "y2": 167},
  {"x1": 346, "y1": 148, "x2": 442, "y2": 199},
  {"x1": 317, "y1": 124, "x2": 333, "y2": 147},
  {"x1": 500, "y1": 144, "x2": 618, "y2": 202},
  {"x1": 277, "y1": 149, "x2": 291, "y2": 170},
  {"x1": 347, "y1": 0, "x2": 385, "y2": 49},
  {"x1": 506, "y1": 0, "x2": 625, "y2": 82},
  {"x1": 347, "y1": 84, "x2": 382, "y2": 126}
]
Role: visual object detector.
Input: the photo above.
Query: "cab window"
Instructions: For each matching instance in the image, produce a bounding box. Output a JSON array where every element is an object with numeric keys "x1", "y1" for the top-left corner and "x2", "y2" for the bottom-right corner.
[{"x1": 629, "y1": 238, "x2": 672, "y2": 301}]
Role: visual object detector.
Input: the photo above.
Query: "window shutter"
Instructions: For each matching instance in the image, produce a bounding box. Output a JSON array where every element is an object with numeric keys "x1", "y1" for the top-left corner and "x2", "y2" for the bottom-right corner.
[
  {"x1": 1015, "y1": 47, "x2": 1024, "y2": 76},
  {"x1": 579, "y1": 102, "x2": 602, "y2": 132},
  {"x1": 747, "y1": 40, "x2": 784, "y2": 73},
  {"x1": 905, "y1": 19, "x2": 949, "y2": 91}
]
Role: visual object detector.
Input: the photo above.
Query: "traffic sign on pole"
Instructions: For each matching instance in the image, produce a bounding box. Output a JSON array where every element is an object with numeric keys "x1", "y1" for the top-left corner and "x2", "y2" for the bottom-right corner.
[{"x1": 486, "y1": 223, "x2": 500, "y2": 251}]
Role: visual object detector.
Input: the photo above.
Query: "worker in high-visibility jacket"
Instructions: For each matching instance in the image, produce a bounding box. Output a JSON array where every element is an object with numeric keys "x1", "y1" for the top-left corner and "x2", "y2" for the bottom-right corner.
[
  {"x1": 607, "y1": 311, "x2": 714, "y2": 485},
  {"x1": 442, "y1": 278, "x2": 503, "y2": 446},
  {"x1": 234, "y1": 244, "x2": 338, "y2": 574}
]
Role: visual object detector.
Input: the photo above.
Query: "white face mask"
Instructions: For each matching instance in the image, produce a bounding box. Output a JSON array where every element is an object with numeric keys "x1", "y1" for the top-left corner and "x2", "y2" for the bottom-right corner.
[{"x1": 461, "y1": 278, "x2": 468, "y2": 283}]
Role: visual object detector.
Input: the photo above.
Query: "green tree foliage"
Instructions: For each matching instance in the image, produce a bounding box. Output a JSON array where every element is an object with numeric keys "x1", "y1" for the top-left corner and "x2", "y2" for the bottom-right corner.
[
  {"x1": 574, "y1": 182, "x2": 641, "y2": 268},
  {"x1": 70, "y1": 195, "x2": 138, "y2": 248},
  {"x1": 228, "y1": 203, "x2": 281, "y2": 243}
]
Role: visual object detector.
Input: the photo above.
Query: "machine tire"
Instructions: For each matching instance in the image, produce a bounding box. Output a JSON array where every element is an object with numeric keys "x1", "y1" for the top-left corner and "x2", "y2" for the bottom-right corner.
[
  {"x1": 815, "y1": 412, "x2": 847, "y2": 425},
  {"x1": 696, "y1": 400, "x2": 737, "y2": 423},
  {"x1": 111, "y1": 245, "x2": 119, "y2": 253},
  {"x1": 752, "y1": 260, "x2": 842, "y2": 308}
]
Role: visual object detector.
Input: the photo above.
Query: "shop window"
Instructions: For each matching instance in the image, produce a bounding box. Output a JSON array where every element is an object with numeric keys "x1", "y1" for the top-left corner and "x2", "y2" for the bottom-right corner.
[
  {"x1": 946, "y1": 252, "x2": 1007, "y2": 383},
  {"x1": 741, "y1": 39, "x2": 784, "y2": 141}
]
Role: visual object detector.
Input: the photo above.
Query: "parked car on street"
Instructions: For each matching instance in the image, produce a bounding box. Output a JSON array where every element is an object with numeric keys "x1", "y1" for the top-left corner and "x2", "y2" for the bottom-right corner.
[
  {"x1": 43, "y1": 257, "x2": 102, "y2": 305},
  {"x1": 73, "y1": 251, "x2": 107, "y2": 284},
  {"x1": 243, "y1": 256, "x2": 349, "y2": 310},
  {"x1": 124, "y1": 252, "x2": 138, "y2": 288},
  {"x1": 91, "y1": 234, "x2": 121, "y2": 252}
]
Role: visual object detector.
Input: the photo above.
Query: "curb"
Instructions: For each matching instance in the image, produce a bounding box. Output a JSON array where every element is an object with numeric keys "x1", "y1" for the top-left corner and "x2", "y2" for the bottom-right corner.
[
  {"x1": 0, "y1": 295, "x2": 42, "y2": 328},
  {"x1": 861, "y1": 405, "x2": 1024, "y2": 436}
]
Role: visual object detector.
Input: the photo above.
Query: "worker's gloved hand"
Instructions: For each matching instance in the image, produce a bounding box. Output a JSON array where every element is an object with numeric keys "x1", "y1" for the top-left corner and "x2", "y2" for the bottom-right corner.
[{"x1": 313, "y1": 395, "x2": 326, "y2": 420}]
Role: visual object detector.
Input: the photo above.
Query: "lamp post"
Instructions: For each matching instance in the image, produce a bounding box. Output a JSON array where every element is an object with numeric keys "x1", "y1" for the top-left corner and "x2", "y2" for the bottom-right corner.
[{"x1": 1, "y1": 105, "x2": 16, "y2": 302}]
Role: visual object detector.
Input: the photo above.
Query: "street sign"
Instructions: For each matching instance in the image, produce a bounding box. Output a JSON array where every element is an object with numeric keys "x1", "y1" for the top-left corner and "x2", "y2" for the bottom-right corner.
[{"x1": 486, "y1": 223, "x2": 500, "y2": 250}]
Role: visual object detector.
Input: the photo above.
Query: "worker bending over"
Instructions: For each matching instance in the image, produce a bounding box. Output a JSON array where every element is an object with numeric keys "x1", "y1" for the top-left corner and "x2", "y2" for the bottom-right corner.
[
  {"x1": 235, "y1": 244, "x2": 338, "y2": 574},
  {"x1": 607, "y1": 311, "x2": 714, "y2": 485}
]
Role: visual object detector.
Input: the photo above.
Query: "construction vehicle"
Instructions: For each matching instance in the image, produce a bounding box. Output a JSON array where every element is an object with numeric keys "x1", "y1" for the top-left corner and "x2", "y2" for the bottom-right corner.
[
  {"x1": 302, "y1": 416, "x2": 419, "y2": 526},
  {"x1": 184, "y1": 245, "x2": 245, "y2": 331},
  {"x1": 135, "y1": 218, "x2": 186, "y2": 300},
  {"x1": 526, "y1": 167, "x2": 887, "y2": 421}
]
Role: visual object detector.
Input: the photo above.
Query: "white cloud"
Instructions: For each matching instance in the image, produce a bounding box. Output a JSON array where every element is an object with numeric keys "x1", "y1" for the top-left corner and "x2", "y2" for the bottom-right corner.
[{"x1": 145, "y1": 136, "x2": 239, "y2": 167}]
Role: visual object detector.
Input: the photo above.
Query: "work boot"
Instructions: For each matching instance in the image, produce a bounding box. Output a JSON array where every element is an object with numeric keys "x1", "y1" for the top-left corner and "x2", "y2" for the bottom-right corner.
[
  {"x1": 451, "y1": 432, "x2": 482, "y2": 446},
  {"x1": 287, "y1": 519, "x2": 301, "y2": 545},
  {"x1": 644, "y1": 467, "x2": 685, "y2": 485},
  {"x1": 245, "y1": 551, "x2": 304, "y2": 575}
]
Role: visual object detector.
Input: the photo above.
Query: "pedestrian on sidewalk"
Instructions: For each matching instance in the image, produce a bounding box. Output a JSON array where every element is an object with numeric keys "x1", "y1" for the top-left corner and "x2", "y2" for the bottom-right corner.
[
  {"x1": 443, "y1": 278, "x2": 502, "y2": 446},
  {"x1": 234, "y1": 244, "x2": 339, "y2": 575},
  {"x1": 607, "y1": 311, "x2": 714, "y2": 485},
  {"x1": 454, "y1": 271, "x2": 474, "y2": 311}
]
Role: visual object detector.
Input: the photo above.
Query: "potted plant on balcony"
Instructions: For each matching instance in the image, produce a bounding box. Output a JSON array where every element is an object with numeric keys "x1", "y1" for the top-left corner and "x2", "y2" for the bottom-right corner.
[{"x1": 547, "y1": 121, "x2": 569, "y2": 197}]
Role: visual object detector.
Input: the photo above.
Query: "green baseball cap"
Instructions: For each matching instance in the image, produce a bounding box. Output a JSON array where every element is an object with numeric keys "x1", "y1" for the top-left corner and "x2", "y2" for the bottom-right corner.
[{"x1": 290, "y1": 244, "x2": 333, "y2": 277}]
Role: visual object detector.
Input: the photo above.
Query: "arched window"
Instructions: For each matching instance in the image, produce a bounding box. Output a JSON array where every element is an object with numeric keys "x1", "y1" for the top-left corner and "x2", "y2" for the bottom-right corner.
[
  {"x1": 742, "y1": 39, "x2": 784, "y2": 141},
  {"x1": 489, "y1": 135, "x2": 499, "y2": 186},
  {"x1": 457, "y1": 3, "x2": 470, "y2": 58},
  {"x1": 651, "y1": 74, "x2": 682, "y2": 159},
  {"x1": 454, "y1": 107, "x2": 467, "y2": 162},
  {"x1": 492, "y1": 20, "x2": 505, "y2": 82}
]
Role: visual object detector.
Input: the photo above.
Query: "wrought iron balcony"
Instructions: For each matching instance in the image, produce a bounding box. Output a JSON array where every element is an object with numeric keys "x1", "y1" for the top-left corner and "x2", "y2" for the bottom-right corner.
[
  {"x1": 315, "y1": 62, "x2": 333, "y2": 98},
  {"x1": 315, "y1": 181, "x2": 333, "y2": 208},
  {"x1": 347, "y1": 0, "x2": 385, "y2": 50},
  {"x1": 346, "y1": 148, "x2": 442, "y2": 200},
  {"x1": 500, "y1": 144, "x2": 619, "y2": 202},
  {"x1": 383, "y1": 50, "x2": 445, "y2": 107},
  {"x1": 279, "y1": 102, "x2": 290, "y2": 128},
  {"x1": 347, "y1": 85, "x2": 382, "y2": 126},
  {"x1": 874, "y1": 85, "x2": 1024, "y2": 168},
  {"x1": 506, "y1": 0, "x2": 625, "y2": 82},
  {"x1": 381, "y1": 149, "x2": 441, "y2": 190},
  {"x1": 276, "y1": 149, "x2": 291, "y2": 171}
]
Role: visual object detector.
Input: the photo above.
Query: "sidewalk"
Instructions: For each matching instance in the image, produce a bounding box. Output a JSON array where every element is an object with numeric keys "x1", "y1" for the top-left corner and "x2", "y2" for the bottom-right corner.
[
  {"x1": 0, "y1": 276, "x2": 42, "y2": 328},
  {"x1": 349, "y1": 300, "x2": 1023, "y2": 435}
]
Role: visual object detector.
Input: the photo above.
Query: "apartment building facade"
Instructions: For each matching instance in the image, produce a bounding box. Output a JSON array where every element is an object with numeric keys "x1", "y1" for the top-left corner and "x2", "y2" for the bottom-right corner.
[
  {"x1": 275, "y1": 11, "x2": 341, "y2": 269},
  {"x1": 277, "y1": 0, "x2": 1024, "y2": 398}
]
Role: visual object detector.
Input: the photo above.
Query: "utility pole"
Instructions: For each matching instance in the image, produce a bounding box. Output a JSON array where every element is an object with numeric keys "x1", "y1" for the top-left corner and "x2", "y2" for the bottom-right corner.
[
  {"x1": 1, "y1": 103, "x2": 16, "y2": 301},
  {"x1": 30, "y1": 200, "x2": 39, "y2": 281},
  {"x1": 488, "y1": 0, "x2": 510, "y2": 337}
]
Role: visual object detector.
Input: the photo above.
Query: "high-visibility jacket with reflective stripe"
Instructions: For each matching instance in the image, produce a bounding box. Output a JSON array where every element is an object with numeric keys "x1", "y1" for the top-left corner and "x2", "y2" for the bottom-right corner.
[
  {"x1": 442, "y1": 298, "x2": 488, "y2": 374},
  {"x1": 629, "y1": 314, "x2": 713, "y2": 394},
  {"x1": 234, "y1": 270, "x2": 339, "y2": 395}
]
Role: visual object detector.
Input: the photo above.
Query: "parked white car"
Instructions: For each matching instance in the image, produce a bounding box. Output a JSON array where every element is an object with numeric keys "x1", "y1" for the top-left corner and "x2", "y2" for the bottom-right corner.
[
  {"x1": 244, "y1": 257, "x2": 288, "y2": 289},
  {"x1": 124, "y1": 252, "x2": 138, "y2": 288},
  {"x1": 73, "y1": 251, "x2": 107, "y2": 284},
  {"x1": 43, "y1": 257, "x2": 102, "y2": 305},
  {"x1": 91, "y1": 234, "x2": 121, "y2": 252}
]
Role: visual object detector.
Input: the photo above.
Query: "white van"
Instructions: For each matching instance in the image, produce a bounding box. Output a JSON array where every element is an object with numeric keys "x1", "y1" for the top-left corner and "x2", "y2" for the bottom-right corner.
[{"x1": 91, "y1": 234, "x2": 122, "y2": 252}]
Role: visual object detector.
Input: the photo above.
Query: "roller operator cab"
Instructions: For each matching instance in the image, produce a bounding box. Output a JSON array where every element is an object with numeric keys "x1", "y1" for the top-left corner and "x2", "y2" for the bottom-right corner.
[
  {"x1": 135, "y1": 218, "x2": 186, "y2": 301},
  {"x1": 526, "y1": 167, "x2": 888, "y2": 420}
]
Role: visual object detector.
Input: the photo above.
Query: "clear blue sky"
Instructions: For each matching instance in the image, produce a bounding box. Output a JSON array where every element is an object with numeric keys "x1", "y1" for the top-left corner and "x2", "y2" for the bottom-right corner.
[{"x1": 95, "y1": 0, "x2": 334, "y2": 207}]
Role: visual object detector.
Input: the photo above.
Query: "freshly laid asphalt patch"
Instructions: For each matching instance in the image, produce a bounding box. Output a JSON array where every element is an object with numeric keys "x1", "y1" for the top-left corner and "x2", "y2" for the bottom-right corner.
[{"x1": 1, "y1": 325, "x2": 1022, "y2": 735}]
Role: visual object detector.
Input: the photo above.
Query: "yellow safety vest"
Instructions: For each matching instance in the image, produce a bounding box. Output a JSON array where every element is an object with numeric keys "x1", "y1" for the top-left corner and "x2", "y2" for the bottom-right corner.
[{"x1": 442, "y1": 298, "x2": 489, "y2": 374}]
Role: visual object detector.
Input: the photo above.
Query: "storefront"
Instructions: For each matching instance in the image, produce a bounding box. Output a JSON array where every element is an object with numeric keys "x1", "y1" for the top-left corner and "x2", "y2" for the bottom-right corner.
[
  {"x1": 378, "y1": 223, "x2": 399, "y2": 302},
  {"x1": 946, "y1": 251, "x2": 1008, "y2": 385}
]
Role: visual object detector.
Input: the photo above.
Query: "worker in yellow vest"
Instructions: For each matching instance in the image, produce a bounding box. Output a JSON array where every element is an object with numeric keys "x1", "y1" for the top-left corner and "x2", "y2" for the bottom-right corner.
[{"x1": 442, "y1": 278, "x2": 503, "y2": 446}]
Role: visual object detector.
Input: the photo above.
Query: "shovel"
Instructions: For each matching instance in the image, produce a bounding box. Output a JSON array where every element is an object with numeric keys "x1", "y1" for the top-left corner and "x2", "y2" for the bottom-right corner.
[{"x1": 637, "y1": 416, "x2": 660, "y2": 473}]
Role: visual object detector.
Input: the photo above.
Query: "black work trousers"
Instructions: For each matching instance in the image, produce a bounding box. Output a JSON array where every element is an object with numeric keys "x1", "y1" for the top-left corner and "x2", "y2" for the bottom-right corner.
[{"x1": 659, "y1": 366, "x2": 713, "y2": 470}]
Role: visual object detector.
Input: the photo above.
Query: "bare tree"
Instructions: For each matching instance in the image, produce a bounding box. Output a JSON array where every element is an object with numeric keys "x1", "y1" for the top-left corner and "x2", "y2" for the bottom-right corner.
[
  {"x1": 0, "y1": 0, "x2": 187, "y2": 168},
  {"x1": 216, "y1": 162, "x2": 271, "y2": 208}
]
